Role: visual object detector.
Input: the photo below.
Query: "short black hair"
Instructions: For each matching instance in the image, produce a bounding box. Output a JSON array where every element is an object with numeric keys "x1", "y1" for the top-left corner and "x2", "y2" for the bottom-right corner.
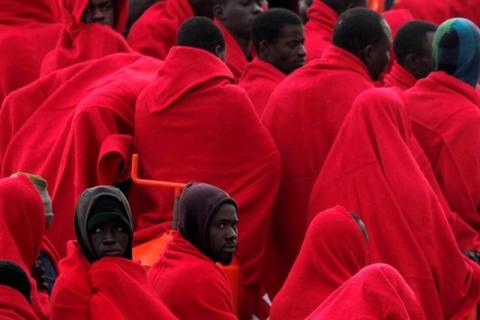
[
  {"x1": 394, "y1": 21, "x2": 437, "y2": 66},
  {"x1": 252, "y1": 8, "x2": 303, "y2": 52},
  {"x1": 333, "y1": 8, "x2": 388, "y2": 55},
  {"x1": 176, "y1": 17, "x2": 225, "y2": 54},
  {"x1": 0, "y1": 260, "x2": 31, "y2": 303}
]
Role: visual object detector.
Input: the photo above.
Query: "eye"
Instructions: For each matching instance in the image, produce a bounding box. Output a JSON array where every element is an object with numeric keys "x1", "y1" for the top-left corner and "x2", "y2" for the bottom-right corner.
[
  {"x1": 94, "y1": 227, "x2": 102, "y2": 233},
  {"x1": 218, "y1": 223, "x2": 225, "y2": 229},
  {"x1": 115, "y1": 225, "x2": 124, "y2": 232}
]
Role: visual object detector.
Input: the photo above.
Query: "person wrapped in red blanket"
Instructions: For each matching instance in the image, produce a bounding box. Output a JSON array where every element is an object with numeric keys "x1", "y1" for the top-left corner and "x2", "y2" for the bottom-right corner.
[
  {"x1": 148, "y1": 183, "x2": 238, "y2": 319},
  {"x1": 270, "y1": 206, "x2": 369, "y2": 320},
  {"x1": 51, "y1": 186, "x2": 175, "y2": 319},
  {"x1": 40, "y1": 0, "x2": 131, "y2": 75},
  {"x1": 260, "y1": 8, "x2": 391, "y2": 297},
  {"x1": 0, "y1": 53, "x2": 162, "y2": 255},
  {"x1": 404, "y1": 18, "x2": 480, "y2": 235},
  {"x1": 128, "y1": 0, "x2": 216, "y2": 59},
  {"x1": 306, "y1": 264, "x2": 426, "y2": 320},
  {"x1": 308, "y1": 88, "x2": 480, "y2": 319},
  {"x1": 304, "y1": 0, "x2": 366, "y2": 61},
  {"x1": 0, "y1": 175, "x2": 53, "y2": 319},
  {"x1": 130, "y1": 17, "x2": 280, "y2": 319},
  {"x1": 0, "y1": 0, "x2": 61, "y2": 105},
  {"x1": 0, "y1": 260, "x2": 38, "y2": 320},
  {"x1": 213, "y1": 0, "x2": 262, "y2": 79},
  {"x1": 239, "y1": 9, "x2": 305, "y2": 116}
]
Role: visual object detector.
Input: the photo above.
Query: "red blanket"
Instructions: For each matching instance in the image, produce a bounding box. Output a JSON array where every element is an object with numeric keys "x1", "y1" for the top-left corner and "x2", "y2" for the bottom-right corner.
[
  {"x1": 216, "y1": 20, "x2": 249, "y2": 80},
  {"x1": 0, "y1": 286, "x2": 38, "y2": 320},
  {"x1": 260, "y1": 45, "x2": 374, "y2": 296},
  {"x1": 51, "y1": 241, "x2": 175, "y2": 319},
  {"x1": 131, "y1": 46, "x2": 280, "y2": 312},
  {"x1": 238, "y1": 58, "x2": 285, "y2": 116},
  {"x1": 404, "y1": 71, "x2": 480, "y2": 234},
  {"x1": 270, "y1": 206, "x2": 368, "y2": 320},
  {"x1": 382, "y1": 9, "x2": 414, "y2": 40},
  {"x1": 40, "y1": 0, "x2": 131, "y2": 75},
  {"x1": 0, "y1": 0, "x2": 61, "y2": 104},
  {"x1": 450, "y1": 0, "x2": 480, "y2": 29},
  {"x1": 148, "y1": 232, "x2": 236, "y2": 319},
  {"x1": 0, "y1": 53, "x2": 161, "y2": 255},
  {"x1": 0, "y1": 175, "x2": 50, "y2": 319},
  {"x1": 308, "y1": 88, "x2": 480, "y2": 319},
  {"x1": 384, "y1": 61, "x2": 417, "y2": 91},
  {"x1": 306, "y1": 264, "x2": 426, "y2": 320},
  {"x1": 393, "y1": 0, "x2": 450, "y2": 24},
  {"x1": 304, "y1": 0, "x2": 337, "y2": 61},
  {"x1": 128, "y1": 0, "x2": 193, "y2": 59}
]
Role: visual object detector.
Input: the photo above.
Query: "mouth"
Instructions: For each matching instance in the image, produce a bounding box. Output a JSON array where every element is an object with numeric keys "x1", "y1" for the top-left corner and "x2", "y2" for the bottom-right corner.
[
  {"x1": 223, "y1": 244, "x2": 237, "y2": 254},
  {"x1": 102, "y1": 249, "x2": 122, "y2": 257}
]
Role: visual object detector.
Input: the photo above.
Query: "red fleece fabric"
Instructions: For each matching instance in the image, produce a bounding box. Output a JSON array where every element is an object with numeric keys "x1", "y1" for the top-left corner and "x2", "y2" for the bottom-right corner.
[
  {"x1": 0, "y1": 53, "x2": 161, "y2": 255},
  {"x1": 382, "y1": 9, "x2": 414, "y2": 40},
  {"x1": 270, "y1": 206, "x2": 369, "y2": 320},
  {"x1": 404, "y1": 71, "x2": 480, "y2": 235},
  {"x1": 0, "y1": 286, "x2": 38, "y2": 320},
  {"x1": 0, "y1": 0, "x2": 61, "y2": 104},
  {"x1": 393, "y1": 0, "x2": 450, "y2": 24},
  {"x1": 0, "y1": 175, "x2": 49, "y2": 320},
  {"x1": 238, "y1": 57, "x2": 285, "y2": 116},
  {"x1": 260, "y1": 45, "x2": 373, "y2": 296},
  {"x1": 148, "y1": 232, "x2": 236, "y2": 319},
  {"x1": 306, "y1": 264, "x2": 426, "y2": 320},
  {"x1": 40, "y1": 0, "x2": 131, "y2": 75},
  {"x1": 131, "y1": 46, "x2": 280, "y2": 312},
  {"x1": 304, "y1": 0, "x2": 337, "y2": 61},
  {"x1": 128, "y1": 0, "x2": 193, "y2": 59},
  {"x1": 308, "y1": 88, "x2": 480, "y2": 320},
  {"x1": 51, "y1": 241, "x2": 175, "y2": 320},
  {"x1": 384, "y1": 61, "x2": 417, "y2": 91},
  {"x1": 450, "y1": 0, "x2": 480, "y2": 29},
  {"x1": 216, "y1": 20, "x2": 249, "y2": 80}
]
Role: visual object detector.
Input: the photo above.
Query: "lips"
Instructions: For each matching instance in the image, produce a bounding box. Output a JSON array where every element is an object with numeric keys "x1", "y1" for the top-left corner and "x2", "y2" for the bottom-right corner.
[
  {"x1": 101, "y1": 249, "x2": 122, "y2": 256},
  {"x1": 223, "y1": 243, "x2": 237, "y2": 254}
]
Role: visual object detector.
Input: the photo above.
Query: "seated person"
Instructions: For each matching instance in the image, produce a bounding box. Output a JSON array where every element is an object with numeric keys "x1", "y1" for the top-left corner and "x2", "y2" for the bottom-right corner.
[
  {"x1": 270, "y1": 206, "x2": 369, "y2": 320},
  {"x1": 148, "y1": 183, "x2": 239, "y2": 320},
  {"x1": 50, "y1": 186, "x2": 175, "y2": 319},
  {"x1": 0, "y1": 260, "x2": 38, "y2": 320}
]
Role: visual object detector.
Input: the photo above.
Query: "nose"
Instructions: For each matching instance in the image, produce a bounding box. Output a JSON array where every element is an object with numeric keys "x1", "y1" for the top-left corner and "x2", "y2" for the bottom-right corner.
[
  {"x1": 102, "y1": 229, "x2": 116, "y2": 245},
  {"x1": 92, "y1": 8, "x2": 105, "y2": 21},
  {"x1": 225, "y1": 226, "x2": 237, "y2": 241},
  {"x1": 298, "y1": 44, "x2": 306, "y2": 58}
]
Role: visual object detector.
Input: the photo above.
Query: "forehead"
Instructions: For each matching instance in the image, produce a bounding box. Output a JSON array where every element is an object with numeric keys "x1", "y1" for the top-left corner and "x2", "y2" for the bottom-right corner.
[
  {"x1": 278, "y1": 24, "x2": 304, "y2": 39},
  {"x1": 211, "y1": 203, "x2": 238, "y2": 222}
]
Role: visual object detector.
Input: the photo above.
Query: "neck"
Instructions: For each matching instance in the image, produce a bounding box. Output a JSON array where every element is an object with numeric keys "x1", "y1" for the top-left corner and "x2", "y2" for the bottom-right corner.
[{"x1": 235, "y1": 35, "x2": 252, "y2": 59}]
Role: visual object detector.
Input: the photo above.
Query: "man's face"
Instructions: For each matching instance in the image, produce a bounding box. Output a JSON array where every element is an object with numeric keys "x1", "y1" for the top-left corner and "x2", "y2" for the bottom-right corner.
[
  {"x1": 207, "y1": 204, "x2": 238, "y2": 265},
  {"x1": 89, "y1": 221, "x2": 129, "y2": 259},
  {"x1": 365, "y1": 21, "x2": 392, "y2": 81},
  {"x1": 218, "y1": 0, "x2": 262, "y2": 39},
  {"x1": 412, "y1": 31, "x2": 435, "y2": 79},
  {"x1": 82, "y1": 0, "x2": 115, "y2": 28},
  {"x1": 266, "y1": 24, "x2": 306, "y2": 75}
]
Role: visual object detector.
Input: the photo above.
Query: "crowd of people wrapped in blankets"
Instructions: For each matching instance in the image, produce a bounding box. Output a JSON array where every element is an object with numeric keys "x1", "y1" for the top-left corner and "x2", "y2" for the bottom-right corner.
[{"x1": 1, "y1": 0, "x2": 480, "y2": 318}]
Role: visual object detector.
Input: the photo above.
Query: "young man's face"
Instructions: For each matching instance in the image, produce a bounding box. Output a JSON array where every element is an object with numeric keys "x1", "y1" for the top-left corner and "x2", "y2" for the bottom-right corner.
[
  {"x1": 207, "y1": 204, "x2": 238, "y2": 265},
  {"x1": 89, "y1": 221, "x2": 129, "y2": 258},
  {"x1": 218, "y1": 0, "x2": 262, "y2": 39},
  {"x1": 82, "y1": 0, "x2": 115, "y2": 28},
  {"x1": 266, "y1": 24, "x2": 306, "y2": 75}
]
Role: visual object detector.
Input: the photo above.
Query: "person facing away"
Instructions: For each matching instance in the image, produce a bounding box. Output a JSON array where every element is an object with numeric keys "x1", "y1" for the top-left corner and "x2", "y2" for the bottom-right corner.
[
  {"x1": 384, "y1": 20, "x2": 437, "y2": 91},
  {"x1": 0, "y1": 260, "x2": 38, "y2": 320},
  {"x1": 213, "y1": 0, "x2": 262, "y2": 79},
  {"x1": 403, "y1": 18, "x2": 480, "y2": 236},
  {"x1": 50, "y1": 186, "x2": 175, "y2": 320},
  {"x1": 270, "y1": 206, "x2": 369, "y2": 320},
  {"x1": 127, "y1": 0, "x2": 216, "y2": 59},
  {"x1": 260, "y1": 7, "x2": 391, "y2": 297},
  {"x1": 305, "y1": 0, "x2": 367, "y2": 61},
  {"x1": 130, "y1": 16, "x2": 281, "y2": 319},
  {"x1": 239, "y1": 8, "x2": 306, "y2": 116},
  {"x1": 148, "y1": 183, "x2": 239, "y2": 319},
  {"x1": 40, "y1": 0, "x2": 131, "y2": 75}
]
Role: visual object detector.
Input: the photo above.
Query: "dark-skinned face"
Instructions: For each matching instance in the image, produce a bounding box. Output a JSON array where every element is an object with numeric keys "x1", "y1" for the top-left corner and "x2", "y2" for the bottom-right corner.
[
  {"x1": 207, "y1": 204, "x2": 238, "y2": 265},
  {"x1": 263, "y1": 24, "x2": 306, "y2": 74},
  {"x1": 82, "y1": 0, "x2": 115, "y2": 27},
  {"x1": 89, "y1": 221, "x2": 129, "y2": 259},
  {"x1": 412, "y1": 31, "x2": 435, "y2": 79},
  {"x1": 218, "y1": 0, "x2": 262, "y2": 39}
]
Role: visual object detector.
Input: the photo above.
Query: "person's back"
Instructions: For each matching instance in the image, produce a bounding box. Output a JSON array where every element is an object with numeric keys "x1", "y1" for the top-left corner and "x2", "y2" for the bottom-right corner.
[
  {"x1": 304, "y1": 0, "x2": 366, "y2": 61},
  {"x1": 239, "y1": 8, "x2": 305, "y2": 116},
  {"x1": 404, "y1": 18, "x2": 480, "y2": 234},
  {"x1": 148, "y1": 183, "x2": 238, "y2": 319},
  {"x1": 131, "y1": 17, "x2": 280, "y2": 318},
  {"x1": 261, "y1": 7, "x2": 391, "y2": 296},
  {"x1": 384, "y1": 21, "x2": 437, "y2": 91}
]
